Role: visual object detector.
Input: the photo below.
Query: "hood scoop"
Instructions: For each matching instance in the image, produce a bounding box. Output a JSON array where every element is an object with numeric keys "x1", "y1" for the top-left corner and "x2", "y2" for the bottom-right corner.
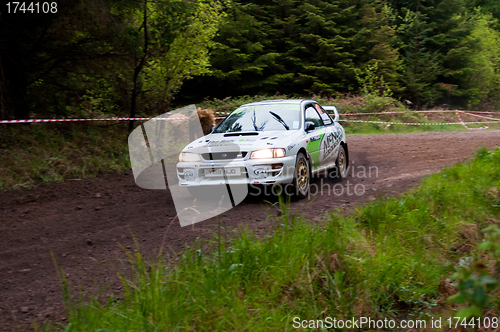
[{"x1": 224, "y1": 132, "x2": 259, "y2": 137}]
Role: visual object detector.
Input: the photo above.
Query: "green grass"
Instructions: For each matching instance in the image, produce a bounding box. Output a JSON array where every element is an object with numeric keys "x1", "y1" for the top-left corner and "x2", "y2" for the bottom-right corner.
[
  {"x1": 42, "y1": 146, "x2": 500, "y2": 331},
  {"x1": 0, "y1": 123, "x2": 130, "y2": 189}
]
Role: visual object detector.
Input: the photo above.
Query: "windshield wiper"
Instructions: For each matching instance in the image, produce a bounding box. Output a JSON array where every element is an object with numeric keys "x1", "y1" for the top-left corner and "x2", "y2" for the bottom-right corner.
[
  {"x1": 252, "y1": 110, "x2": 259, "y2": 131},
  {"x1": 269, "y1": 111, "x2": 289, "y2": 130}
]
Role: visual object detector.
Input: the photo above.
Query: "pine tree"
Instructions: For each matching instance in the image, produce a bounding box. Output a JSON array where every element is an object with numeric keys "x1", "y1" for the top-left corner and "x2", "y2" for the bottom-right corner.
[
  {"x1": 182, "y1": 0, "x2": 401, "y2": 98},
  {"x1": 388, "y1": 0, "x2": 475, "y2": 106}
]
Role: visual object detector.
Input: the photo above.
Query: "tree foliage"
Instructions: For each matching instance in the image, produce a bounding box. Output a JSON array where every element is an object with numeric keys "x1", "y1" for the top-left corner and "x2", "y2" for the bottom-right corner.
[
  {"x1": 0, "y1": 0, "x2": 225, "y2": 120},
  {"x1": 1, "y1": 0, "x2": 500, "y2": 120},
  {"x1": 144, "y1": 0, "x2": 225, "y2": 112},
  {"x1": 182, "y1": 0, "x2": 401, "y2": 100}
]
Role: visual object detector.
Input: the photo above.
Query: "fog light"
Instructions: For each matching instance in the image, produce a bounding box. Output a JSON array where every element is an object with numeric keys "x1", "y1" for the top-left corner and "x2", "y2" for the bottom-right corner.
[
  {"x1": 253, "y1": 166, "x2": 269, "y2": 179},
  {"x1": 184, "y1": 170, "x2": 195, "y2": 181}
]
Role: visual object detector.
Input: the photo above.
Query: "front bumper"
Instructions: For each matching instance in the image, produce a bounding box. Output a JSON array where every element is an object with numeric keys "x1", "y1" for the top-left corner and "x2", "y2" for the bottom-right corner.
[{"x1": 177, "y1": 155, "x2": 296, "y2": 187}]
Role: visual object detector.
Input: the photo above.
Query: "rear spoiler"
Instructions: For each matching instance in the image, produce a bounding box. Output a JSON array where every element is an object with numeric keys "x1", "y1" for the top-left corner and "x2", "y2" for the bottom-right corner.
[{"x1": 322, "y1": 106, "x2": 339, "y2": 122}]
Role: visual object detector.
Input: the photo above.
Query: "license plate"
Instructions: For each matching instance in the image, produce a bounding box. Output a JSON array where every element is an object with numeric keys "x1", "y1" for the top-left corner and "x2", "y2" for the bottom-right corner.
[{"x1": 204, "y1": 167, "x2": 241, "y2": 177}]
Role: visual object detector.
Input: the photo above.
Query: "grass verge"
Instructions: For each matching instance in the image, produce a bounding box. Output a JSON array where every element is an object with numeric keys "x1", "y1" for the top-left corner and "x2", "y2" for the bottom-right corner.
[
  {"x1": 44, "y1": 146, "x2": 500, "y2": 331},
  {"x1": 0, "y1": 122, "x2": 130, "y2": 190}
]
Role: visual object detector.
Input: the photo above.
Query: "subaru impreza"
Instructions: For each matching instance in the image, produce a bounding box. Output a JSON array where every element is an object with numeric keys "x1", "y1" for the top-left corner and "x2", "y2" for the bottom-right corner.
[{"x1": 176, "y1": 99, "x2": 348, "y2": 198}]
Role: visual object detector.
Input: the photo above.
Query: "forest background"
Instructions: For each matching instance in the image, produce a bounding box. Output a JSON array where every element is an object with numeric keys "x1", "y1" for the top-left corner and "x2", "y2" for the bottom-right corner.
[{"x1": 2, "y1": 0, "x2": 500, "y2": 123}]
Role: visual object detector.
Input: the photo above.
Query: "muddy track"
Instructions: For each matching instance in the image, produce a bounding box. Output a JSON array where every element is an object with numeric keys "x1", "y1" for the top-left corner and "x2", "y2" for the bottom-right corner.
[{"x1": 1, "y1": 131, "x2": 500, "y2": 331}]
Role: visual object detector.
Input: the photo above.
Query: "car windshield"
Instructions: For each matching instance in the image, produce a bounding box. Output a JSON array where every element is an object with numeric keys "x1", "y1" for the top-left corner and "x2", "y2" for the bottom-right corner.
[{"x1": 214, "y1": 104, "x2": 301, "y2": 133}]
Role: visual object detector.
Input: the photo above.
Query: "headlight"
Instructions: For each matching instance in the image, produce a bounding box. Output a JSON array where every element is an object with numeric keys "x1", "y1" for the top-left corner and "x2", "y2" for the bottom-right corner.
[
  {"x1": 250, "y1": 148, "x2": 286, "y2": 159},
  {"x1": 179, "y1": 152, "x2": 201, "y2": 162}
]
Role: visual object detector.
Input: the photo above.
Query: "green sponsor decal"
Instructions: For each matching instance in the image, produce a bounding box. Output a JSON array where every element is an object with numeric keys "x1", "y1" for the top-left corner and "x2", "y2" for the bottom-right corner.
[{"x1": 306, "y1": 128, "x2": 325, "y2": 170}]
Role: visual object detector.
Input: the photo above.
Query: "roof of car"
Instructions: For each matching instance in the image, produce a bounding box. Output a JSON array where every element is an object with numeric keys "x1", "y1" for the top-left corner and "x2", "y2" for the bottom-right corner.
[{"x1": 242, "y1": 99, "x2": 314, "y2": 106}]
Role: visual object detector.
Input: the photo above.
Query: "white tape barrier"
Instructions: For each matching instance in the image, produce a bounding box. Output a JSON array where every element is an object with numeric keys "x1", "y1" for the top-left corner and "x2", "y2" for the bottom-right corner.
[{"x1": 1, "y1": 110, "x2": 499, "y2": 129}]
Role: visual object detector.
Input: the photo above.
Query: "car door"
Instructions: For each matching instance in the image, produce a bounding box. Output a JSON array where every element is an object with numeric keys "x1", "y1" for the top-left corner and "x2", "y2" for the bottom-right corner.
[
  {"x1": 304, "y1": 104, "x2": 325, "y2": 171},
  {"x1": 315, "y1": 103, "x2": 342, "y2": 169}
]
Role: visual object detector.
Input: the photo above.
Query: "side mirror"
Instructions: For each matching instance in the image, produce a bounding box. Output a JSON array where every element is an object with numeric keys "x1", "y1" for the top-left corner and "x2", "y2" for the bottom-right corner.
[
  {"x1": 305, "y1": 121, "x2": 315, "y2": 132},
  {"x1": 323, "y1": 106, "x2": 339, "y2": 122}
]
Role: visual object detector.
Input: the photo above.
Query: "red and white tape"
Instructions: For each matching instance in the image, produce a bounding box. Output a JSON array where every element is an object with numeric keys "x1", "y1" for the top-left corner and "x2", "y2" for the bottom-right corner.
[
  {"x1": 455, "y1": 112, "x2": 489, "y2": 130},
  {"x1": 340, "y1": 111, "x2": 498, "y2": 130},
  {"x1": 0, "y1": 116, "x2": 227, "y2": 124},
  {"x1": 460, "y1": 111, "x2": 500, "y2": 122},
  {"x1": 337, "y1": 109, "x2": 499, "y2": 130},
  {"x1": 330, "y1": 110, "x2": 499, "y2": 116},
  {"x1": 1, "y1": 110, "x2": 499, "y2": 128},
  {"x1": 339, "y1": 119, "x2": 499, "y2": 126}
]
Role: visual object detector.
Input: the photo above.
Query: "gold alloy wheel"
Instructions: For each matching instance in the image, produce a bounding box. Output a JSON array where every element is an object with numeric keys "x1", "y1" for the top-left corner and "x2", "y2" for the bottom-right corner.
[
  {"x1": 297, "y1": 159, "x2": 308, "y2": 191},
  {"x1": 338, "y1": 150, "x2": 346, "y2": 177}
]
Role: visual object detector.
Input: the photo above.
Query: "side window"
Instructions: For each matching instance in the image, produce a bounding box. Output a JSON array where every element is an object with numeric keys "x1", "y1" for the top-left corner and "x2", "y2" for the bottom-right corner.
[
  {"x1": 315, "y1": 104, "x2": 333, "y2": 125},
  {"x1": 305, "y1": 106, "x2": 324, "y2": 128}
]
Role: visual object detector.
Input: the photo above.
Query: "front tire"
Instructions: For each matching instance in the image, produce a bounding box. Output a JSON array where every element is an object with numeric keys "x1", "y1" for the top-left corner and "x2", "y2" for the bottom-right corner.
[
  {"x1": 293, "y1": 152, "x2": 310, "y2": 199},
  {"x1": 334, "y1": 144, "x2": 347, "y2": 179}
]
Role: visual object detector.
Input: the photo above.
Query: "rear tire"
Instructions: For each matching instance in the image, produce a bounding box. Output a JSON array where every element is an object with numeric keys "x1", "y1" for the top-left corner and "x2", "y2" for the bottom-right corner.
[{"x1": 293, "y1": 152, "x2": 310, "y2": 199}]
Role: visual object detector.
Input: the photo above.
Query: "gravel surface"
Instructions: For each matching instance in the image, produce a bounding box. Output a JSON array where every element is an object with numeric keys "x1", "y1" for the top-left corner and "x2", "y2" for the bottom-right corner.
[{"x1": 1, "y1": 130, "x2": 500, "y2": 331}]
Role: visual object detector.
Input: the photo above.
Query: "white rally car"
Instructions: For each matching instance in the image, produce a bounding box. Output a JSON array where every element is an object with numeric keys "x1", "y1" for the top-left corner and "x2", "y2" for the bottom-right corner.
[{"x1": 177, "y1": 99, "x2": 348, "y2": 198}]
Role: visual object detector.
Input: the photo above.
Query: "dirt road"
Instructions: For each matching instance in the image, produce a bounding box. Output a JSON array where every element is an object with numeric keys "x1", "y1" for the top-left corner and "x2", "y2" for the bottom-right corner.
[{"x1": 1, "y1": 131, "x2": 500, "y2": 331}]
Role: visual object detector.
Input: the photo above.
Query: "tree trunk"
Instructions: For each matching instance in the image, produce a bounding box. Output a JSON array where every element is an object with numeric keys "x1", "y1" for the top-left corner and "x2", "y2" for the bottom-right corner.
[{"x1": 128, "y1": 0, "x2": 149, "y2": 132}]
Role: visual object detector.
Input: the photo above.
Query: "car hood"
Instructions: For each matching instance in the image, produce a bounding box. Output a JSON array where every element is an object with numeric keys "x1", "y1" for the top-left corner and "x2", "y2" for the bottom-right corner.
[{"x1": 183, "y1": 130, "x2": 301, "y2": 153}]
